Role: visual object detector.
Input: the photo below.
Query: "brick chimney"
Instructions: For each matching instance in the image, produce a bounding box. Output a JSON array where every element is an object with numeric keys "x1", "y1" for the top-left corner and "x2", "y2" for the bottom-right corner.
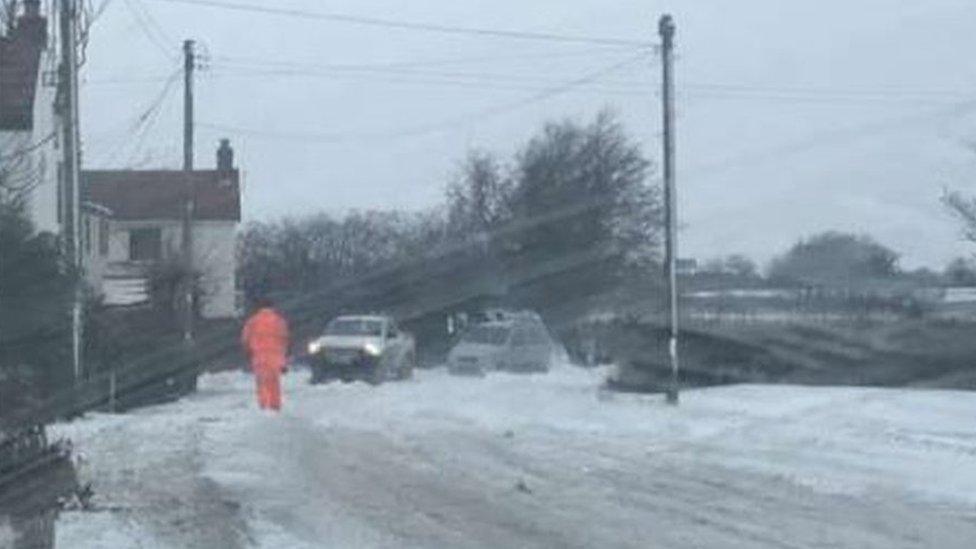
[
  {"x1": 216, "y1": 139, "x2": 234, "y2": 172},
  {"x1": 23, "y1": 0, "x2": 40, "y2": 18},
  {"x1": 15, "y1": 0, "x2": 46, "y2": 46},
  {"x1": 0, "y1": 0, "x2": 47, "y2": 130}
]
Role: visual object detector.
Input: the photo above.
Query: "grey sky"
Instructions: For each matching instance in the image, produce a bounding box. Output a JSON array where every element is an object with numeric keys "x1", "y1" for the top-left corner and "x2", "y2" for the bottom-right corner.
[{"x1": 79, "y1": 0, "x2": 976, "y2": 269}]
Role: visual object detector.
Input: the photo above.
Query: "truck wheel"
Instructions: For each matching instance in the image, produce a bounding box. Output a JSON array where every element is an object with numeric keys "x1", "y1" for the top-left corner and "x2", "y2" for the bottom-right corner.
[
  {"x1": 398, "y1": 353, "x2": 415, "y2": 380},
  {"x1": 367, "y1": 364, "x2": 384, "y2": 386}
]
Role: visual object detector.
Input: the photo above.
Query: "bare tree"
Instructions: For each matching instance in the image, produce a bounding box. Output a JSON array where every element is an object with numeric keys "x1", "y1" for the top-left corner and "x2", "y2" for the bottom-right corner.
[
  {"x1": 725, "y1": 255, "x2": 759, "y2": 278},
  {"x1": 944, "y1": 256, "x2": 976, "y2": 286},
  {"x1": 446, "y1": 150, "x2": 512, "y2": 240},
  {"x1": 768, "y1": 231, "x2": 899, "y2": 287},
  {"x1": 238, "y1": 208, "x2": 452, "y2": 304},
  {"x1": 239, "y1": 112, "x2": 661, "y2": 323},
  {"x1": 943, "y1": 190, "x2": 976, "y2": 243},
  {"x1": 504, "y1": 110, "x2": 660, "y2": 310},
  {"x1": 0, "y1": 145, "x2": 43, "y2": 204},
  {"x1": 0, "y1": 0, "x2": 16, "y2": 34}
]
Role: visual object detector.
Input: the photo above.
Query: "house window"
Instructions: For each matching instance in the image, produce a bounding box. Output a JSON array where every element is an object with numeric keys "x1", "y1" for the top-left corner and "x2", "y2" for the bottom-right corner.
[
  {"x1": 99, "y1": 218, "x2": 109, "y2": 256},
  {"x1": 129, "y1": 228, "x2": 162, "y2": 261}
]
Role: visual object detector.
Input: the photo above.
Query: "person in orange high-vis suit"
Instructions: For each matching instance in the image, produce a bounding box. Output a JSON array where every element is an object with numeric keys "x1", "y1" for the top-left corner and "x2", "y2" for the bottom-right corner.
[{"x1": 241, "y1": 298, "x2": 290, "y2": 411}]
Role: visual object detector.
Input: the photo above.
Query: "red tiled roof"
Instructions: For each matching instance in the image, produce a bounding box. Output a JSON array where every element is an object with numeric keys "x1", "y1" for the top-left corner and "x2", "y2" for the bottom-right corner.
[
  {"x1": 0, "y1": 13, "x2": 47, "y2": 131},
  {"x1": 83, "y1": 170, "x2": 242, "y2": 222}
]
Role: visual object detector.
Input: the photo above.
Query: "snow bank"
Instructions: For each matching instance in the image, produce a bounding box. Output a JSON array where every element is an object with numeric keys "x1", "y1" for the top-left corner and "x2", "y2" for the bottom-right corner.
[
  {"x1": 0, "y1": 518, "x2": 16, "y2": 548},
  {"x1": 56, "y1": 511, "x2": 154, "y2": 549}
]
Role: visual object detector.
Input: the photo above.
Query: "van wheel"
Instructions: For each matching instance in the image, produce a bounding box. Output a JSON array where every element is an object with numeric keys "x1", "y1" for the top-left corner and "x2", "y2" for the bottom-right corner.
[
  {"x1": 367, "y1": 364, "x2": 384, "y2": 386},
  {"x1": 310, "y1": 365, "x2": 328, "y2": 384},
  {"x1": 398, "y1": 354, "x2": 415, "y2": 380}
]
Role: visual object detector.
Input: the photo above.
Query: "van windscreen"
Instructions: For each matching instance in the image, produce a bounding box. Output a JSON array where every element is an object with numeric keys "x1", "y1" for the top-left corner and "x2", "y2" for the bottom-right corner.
[{"x1": 462, "y1": 325, "x2": 510, "y2": 345}]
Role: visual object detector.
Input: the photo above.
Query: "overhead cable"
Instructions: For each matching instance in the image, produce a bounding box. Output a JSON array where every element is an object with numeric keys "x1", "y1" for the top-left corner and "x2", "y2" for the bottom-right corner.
[{"x1": 149, "y1": 0, "x2": 655, "y2": 48}]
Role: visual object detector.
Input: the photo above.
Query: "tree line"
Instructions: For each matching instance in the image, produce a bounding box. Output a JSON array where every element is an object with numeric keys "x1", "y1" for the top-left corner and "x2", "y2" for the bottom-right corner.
[
  {"x1": 239, "y1": 111, "x2": 663, "y2": 329},
  {"x1": 695, "y1": 231, "x2": 976, "y2": 290},
  {"x1": 240, "y1": 111, "x2": 976, "y2": 333}
]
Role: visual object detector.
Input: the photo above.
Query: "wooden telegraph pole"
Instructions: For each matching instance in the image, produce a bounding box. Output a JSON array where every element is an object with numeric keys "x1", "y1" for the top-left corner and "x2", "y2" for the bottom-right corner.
[
  {"x1": 182, "y1": 39, "x2": 195, "y2": 342},
  {"x1": 659, "y1": 14, "x2": 680, "y2": 405},
  {"x1": 59, "y1": 0, "x2": 83, "y2": 382}
]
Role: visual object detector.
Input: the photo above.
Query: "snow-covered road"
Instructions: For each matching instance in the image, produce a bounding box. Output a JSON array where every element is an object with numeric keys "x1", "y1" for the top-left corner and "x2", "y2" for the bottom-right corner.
[{"x1": 52, "y1": 365, "x2": 976, "y2": 548}]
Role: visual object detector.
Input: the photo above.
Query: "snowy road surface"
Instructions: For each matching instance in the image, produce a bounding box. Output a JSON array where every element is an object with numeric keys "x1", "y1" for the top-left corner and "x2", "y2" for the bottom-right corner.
[{"x1": 53, "y1": 365, "x2": 976, "y2": 548}]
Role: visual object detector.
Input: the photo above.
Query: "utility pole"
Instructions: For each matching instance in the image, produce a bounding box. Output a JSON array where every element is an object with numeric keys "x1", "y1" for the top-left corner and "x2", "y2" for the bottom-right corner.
[
  {"x1": 59, "y1": 0, "x2": 83, "y2": 382},
  {"x1": 659, "y1": 14, "x2": 679, "y2": 405},
  {"x1": 182, "y1": 39, "x2": 195, "y2": 342}
]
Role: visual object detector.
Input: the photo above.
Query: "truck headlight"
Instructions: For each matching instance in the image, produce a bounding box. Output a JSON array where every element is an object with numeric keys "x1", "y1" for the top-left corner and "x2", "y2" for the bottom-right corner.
[
  {"x1": 308, "y1": 341, "x2": 323, "y2": 355},
  {"x1": 363, "y1": 343, "x2": 381, "y2": 357}
]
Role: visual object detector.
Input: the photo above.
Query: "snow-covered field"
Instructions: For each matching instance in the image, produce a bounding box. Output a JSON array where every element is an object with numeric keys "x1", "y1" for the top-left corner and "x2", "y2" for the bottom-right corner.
[{"x1": 51, "y1": 364, "x2": 976, "y2": 548}]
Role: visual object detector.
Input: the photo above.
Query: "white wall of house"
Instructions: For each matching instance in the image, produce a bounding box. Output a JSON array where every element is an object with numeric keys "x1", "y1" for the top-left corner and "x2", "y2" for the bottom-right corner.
[
  {"x1": 81, "y1": 212, "x2": 110, "y2": 292},
  {"x1": 105, "y1": 219, "x2": 238, "y2": 319},
  {"x1": 0, "y1": 53, "x2": 59, "y2": 234},
  {"x1": 193, "y1": 221, "x2": 238, "y2": 319},
  {"x1": 28, "y1": 66, "x2": 58, "y2": 234}
]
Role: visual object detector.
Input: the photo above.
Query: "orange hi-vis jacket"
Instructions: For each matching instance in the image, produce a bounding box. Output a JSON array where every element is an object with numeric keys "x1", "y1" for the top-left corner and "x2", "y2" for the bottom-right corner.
[{"x1": 241, "y1": 308, "x2": 290, "y2": 370}]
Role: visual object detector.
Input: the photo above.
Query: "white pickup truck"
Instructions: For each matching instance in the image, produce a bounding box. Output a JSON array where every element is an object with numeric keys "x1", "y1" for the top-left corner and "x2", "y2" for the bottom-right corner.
[{"x1": 306, "y1": 315, "x2": 416, "y2": 385}]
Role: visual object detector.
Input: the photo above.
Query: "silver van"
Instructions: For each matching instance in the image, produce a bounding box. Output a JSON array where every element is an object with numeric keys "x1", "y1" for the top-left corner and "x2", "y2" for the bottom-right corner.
[{"x1": 447, "y1": 318, "x2": 552, "y2": 376}]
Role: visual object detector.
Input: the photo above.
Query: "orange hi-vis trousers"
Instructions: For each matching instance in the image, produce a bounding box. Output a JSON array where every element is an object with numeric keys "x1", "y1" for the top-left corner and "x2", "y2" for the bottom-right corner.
[
  {"x1": 242, "y1": 307, "x2": 290, "y2": 412},
  {"x1": 252, "y1": 353, "x2": 285, "y2": 411}
]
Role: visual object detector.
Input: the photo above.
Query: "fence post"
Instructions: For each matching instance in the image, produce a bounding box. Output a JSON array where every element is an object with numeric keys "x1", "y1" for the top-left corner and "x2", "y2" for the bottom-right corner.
[{"x1": 109, "y1": 370, "x2": 116, "y2": 413}]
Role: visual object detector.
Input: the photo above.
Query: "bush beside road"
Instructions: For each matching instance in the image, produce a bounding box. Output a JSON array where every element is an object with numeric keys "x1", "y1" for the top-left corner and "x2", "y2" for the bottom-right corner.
[{"x1": 566, "y1": 317, "x2": 976, "y2": 392}]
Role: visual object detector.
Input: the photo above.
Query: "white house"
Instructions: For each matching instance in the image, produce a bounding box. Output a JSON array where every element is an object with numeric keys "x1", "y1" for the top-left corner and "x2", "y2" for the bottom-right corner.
[
  {"x1": 1, "y1": 1, "x2": 115, "y2": 304},
  {"x1": 2, "y1": 2, "x2": 241, "y2": 320},
  {"x1": 83, "y1": 140, "x2": 242, "y2": 319},
  {"x1": 0, "y1": 0, "x2": 59, "y2": 233}
]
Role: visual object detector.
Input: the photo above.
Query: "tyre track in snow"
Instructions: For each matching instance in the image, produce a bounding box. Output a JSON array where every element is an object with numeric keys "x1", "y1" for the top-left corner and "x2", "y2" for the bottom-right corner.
[
  {"x1": 405, "y1": 428, "x2": 976, "y2": 549},
  {"x1": 59, "y1": 368, "x2": 976, "y2": 547},
  {"x1": 205, "y1": 409, "x2": 976, "y2": 548},
  {"x1": 206, "y1": 417, "x2": 586, "y2": 548}
]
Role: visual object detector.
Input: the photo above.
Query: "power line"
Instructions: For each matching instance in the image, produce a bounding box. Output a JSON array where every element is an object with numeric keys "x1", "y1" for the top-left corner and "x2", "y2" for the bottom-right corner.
[
  {"x1": 82, "y1": 74, "x2": 176, "y2": 85},
  {"x1": 211, "y1": 47, "x2": 647, "y2": 71},
  {"x1": 202, "y1": 60, "x2": 975, "y2": 106},
  {"x1": 209, "y1": 59, "x2": 655, "y2": 86},
  {"x1": 198, "y1": 53, "x2": 647, "y2": 143},
  {"x1": 81, "y1": 67, "x2": 652, "y2": 90},
  {"x1": 681, "y1": 81, "x2": 976, "y2": 100},
  {"x1": 200, "y1": 98, "x2": 976, "y2": 184},
  {"x1": 79, "y1": 49, "x2": 657, "y2": 94},
  {"x1": 78, "y1": 46, "x2": 658, "y2": 86},
  {"x1": 123, "y1": 0, "x2": 177, "y2": 59},
  {"x1": 80, "y1": 60, "x2": 974, "y2": 107},
  {"x1": 199, "y1": 59, "x2": 655, "y2": 95},
  {"x1": 122, "y1": 87, "x2": 177, "y2": 167},
  {"x1": 83, "y1": 74, "x2": 973, "y2": 109},
  {"x1": 102, "y1": 69, "x2": 965, "y2": 107},
  {"x1": 685, "y1": 100, "x2": 976, "y2": 177},
  {"x1": 201, "y1": 69, "x2": 653, "y2": 97},
  {"x1": 88, "y1": 67, "x2": 182, "y2": 167},
  {"x1": 133, "y1": 0, "x2": 177, "y2": 46},
  {"x1": 149, "y1": 0, "x2": 655, "y2": 48},
  {"x1": 0, "y1": 133, "x2": 58, "y2": 162},
  {"x1": 679, "y1": 89, "x2": 973, "y2": 107},
  {"x1": 89, "y1": 0, "x2": 117, "y2": 25}
]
